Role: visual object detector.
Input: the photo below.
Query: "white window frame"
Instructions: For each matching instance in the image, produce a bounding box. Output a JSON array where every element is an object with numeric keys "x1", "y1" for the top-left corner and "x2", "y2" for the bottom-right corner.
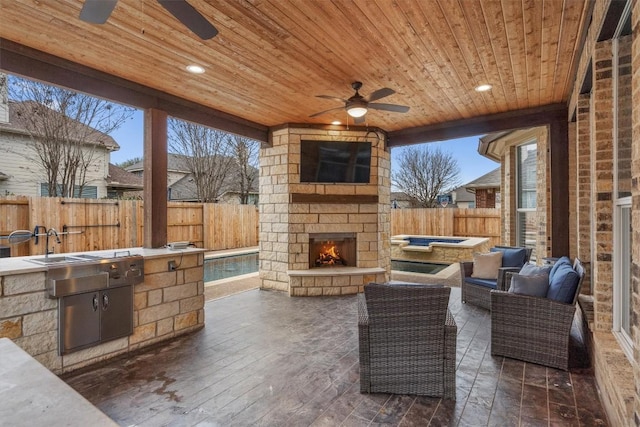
[{"x1": 612, "y1": 1, "x2": 634, "y2": 362}]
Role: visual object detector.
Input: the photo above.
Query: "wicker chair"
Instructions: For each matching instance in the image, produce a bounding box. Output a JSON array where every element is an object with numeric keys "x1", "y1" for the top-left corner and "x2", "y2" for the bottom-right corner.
[
  {"x1": 358, "y1": 283, "x2": 456, "y2": 399},
  {"x1": 460, "y1": 246, "x2": 533, "y2": 310},
  {"x1": 490, "y1": 258, "x2": 585, "y2": 370}
]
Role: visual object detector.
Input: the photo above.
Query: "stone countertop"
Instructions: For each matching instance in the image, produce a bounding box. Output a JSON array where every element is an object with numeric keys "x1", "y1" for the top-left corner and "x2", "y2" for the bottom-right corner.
[
  {"x1": 0, "y1": 337, "x2": 117, "y2": 426},
  {"x1": 0, "y1": 247, "x2": 207, "y2": 275}
]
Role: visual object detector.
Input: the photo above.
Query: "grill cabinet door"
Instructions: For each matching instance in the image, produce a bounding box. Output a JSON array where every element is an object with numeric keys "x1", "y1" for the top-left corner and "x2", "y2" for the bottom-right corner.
[
  {"x1": 100, "y1": 285, "x2": 133, "y2": 342},
  {"x1": 60, "y1": 292, "x2": 100, "y2": 354}
]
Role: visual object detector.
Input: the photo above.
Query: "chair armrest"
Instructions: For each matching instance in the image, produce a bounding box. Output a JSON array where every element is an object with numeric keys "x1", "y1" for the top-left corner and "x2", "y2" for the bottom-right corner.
[
  {"x1": 491, "y1": 290, "x2": 577, "y2": 332},
  {"x1": 460, "y1": 261, "x2": 473, "y2": 279},
  {"x1": 497, "y1": 267, "x2": 521, "y2": 291},
  {"x1": 357, "y1": 293, "x2": 369, "y2": 326}
]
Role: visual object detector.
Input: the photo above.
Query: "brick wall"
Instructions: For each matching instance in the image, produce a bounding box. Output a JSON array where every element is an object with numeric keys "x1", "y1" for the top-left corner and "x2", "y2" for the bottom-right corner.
[
  {"x1": 475, "y1": 189, "x2": 495, "y2": 208},
  {"x1": 576, "y1": 94, "x2": 592, "y2": 292},
  {"x1": 592, "y1": 39, "x2": 615, "y2": 331}
]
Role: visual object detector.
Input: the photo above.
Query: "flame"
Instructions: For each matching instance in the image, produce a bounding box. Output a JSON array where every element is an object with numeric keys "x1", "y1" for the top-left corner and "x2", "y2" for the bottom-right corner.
[{"x1": 318, "y1": 241, "x2": 341, "y2": 265}]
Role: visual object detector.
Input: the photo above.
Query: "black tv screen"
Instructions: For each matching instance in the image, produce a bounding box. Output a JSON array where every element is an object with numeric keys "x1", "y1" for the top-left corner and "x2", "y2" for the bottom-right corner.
[{"x1": 300, "y1": 141, "x2": 372, "y2": 183}]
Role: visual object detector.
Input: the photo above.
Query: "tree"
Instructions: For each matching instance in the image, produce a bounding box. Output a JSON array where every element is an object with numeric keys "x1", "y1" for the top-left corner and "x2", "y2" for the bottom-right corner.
[
  {"x1": 392, "y1": 145, "x2": 460, "y2": 208},
  {"x1": 7, "y1": 75, "x2": 134, "y2": 197},
  {"x1": 168, "y1": 118, "x2": 233, "y2": 203},
  {"x1": 228, "y1": 135, "x2": 259, "y2": 204},
  {"x1": 116, "y1": 157, "x2": 142, "y2": 169}
]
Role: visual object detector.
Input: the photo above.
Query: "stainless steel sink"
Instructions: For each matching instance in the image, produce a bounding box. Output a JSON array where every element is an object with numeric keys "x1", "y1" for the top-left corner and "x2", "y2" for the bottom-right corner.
[{"x1": 28, "y1": 254, "x2": 105, "y2": 265}]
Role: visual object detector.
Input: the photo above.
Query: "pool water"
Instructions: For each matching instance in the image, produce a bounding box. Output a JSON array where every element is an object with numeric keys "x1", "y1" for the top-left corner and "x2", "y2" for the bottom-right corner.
[
  {"x1": 391, "y1": 259, "x2": 450, "y2": 274},
  {"x1": 406, "y1": 237, "x2": 465, "y2": 246},
  {"x1": 204, "y1": 252, "x2": 259, "y2": 282}
]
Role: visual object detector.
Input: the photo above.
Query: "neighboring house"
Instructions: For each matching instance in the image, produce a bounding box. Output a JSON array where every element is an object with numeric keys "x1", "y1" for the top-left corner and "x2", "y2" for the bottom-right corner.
[
  {"x1": 390, "y1": 191, "x2": 420, "y2": 209},
  {"x1": 460, "y1": 167, "x2": 501, "y2": 209},
  {"x1": 0, "y1": 86, "x2": 119, "y2": 198},
  {"x1": 106, "y1": 163, "x2": 143, "y2": 199},
  {"x1": 126, "y1": 153, "x2": 259, "y2": 203},
  {"x1": 449, "y1": 186, "x2": 476, "y2": 208}
]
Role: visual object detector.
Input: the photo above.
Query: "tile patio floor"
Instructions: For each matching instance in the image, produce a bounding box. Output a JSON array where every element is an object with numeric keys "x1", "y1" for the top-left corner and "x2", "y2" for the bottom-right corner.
[{"x1": 64, "y1": 287, "x2": 608, "y2": 426}]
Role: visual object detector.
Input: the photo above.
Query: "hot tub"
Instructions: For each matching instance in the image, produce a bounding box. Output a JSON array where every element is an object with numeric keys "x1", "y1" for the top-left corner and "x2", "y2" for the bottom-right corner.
[{"x1": 391, "y1": 234, "x2": 490, "y2": 264}]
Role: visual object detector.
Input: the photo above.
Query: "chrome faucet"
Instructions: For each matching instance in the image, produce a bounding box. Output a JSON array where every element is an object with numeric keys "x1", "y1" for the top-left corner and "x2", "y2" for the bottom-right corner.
[{"x1": 45, "y1": 228, "x2": 61, "y2": 257}]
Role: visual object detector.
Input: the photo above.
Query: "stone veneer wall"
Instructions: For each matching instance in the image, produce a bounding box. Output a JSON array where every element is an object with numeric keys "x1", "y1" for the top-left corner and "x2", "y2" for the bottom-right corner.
[
  {"x1": 259, "y1": 125, "x2": 390, "y2": 296},
  {"x1": 0, "y1": 252, "x2": 204, "y2": 374},
  {"x1": 575, "y1": 94, "x2": 592, "y2": 292}
]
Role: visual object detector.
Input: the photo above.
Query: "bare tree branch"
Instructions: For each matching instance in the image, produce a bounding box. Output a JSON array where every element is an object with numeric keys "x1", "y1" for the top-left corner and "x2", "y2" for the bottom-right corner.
[
  {"x1": 228, "y1": 135, "x2": 259, "y2": 204},
  {"x1": 168, "y1": 118, "x2": 233, "y2": 203},
  {"x1": 8, "y1": 75, "x2": 134, "y2": 197},
  {"x1": 392, "y1": 145, "x2": 461, "y2": 207}
]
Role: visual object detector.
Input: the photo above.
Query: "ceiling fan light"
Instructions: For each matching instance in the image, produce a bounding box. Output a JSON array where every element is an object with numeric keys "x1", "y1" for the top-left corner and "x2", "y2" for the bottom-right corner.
[{"x1": 347, "y1": 106, "x2": 368, "y2": 118}]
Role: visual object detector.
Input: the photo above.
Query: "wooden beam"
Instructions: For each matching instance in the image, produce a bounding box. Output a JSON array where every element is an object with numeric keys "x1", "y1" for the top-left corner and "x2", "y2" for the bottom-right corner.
[
  {"x1": 549, "y1": 118, "x2": 569, "y2": 257},
  {"x1": 143, "y1": 108, "x2": 168, "y2": 248},
  {"x1": 387, "y1": 104, "x2": 567, "y2": 147},
  {"x1": 0, "y1": 39, "x2": 269, "y2": 143}
]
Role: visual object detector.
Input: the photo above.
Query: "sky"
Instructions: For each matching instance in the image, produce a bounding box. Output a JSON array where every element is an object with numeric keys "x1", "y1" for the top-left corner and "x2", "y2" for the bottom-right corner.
[{"x1": 109, "y1": 111, "x2": 499, "y2": 186}]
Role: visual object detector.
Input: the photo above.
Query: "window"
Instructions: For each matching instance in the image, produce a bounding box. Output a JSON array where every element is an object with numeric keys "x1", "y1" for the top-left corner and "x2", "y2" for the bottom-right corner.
[
  {"x1": 516, "y1": 142, "x2": 537, "y2": 261},
  {"x1": 613, "y1": 8, "x2": 633, "y2": 360},
  {"x1": 40, "y1": 183, "x2": 98, "y2": 199}
]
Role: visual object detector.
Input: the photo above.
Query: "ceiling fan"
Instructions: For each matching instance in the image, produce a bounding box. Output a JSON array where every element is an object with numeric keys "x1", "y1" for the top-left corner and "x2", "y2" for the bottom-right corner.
[
  {"x1": 309, "y1": 82, "x2": 410, "y2": 124},
  {"x1": 79, "y1": 0, "x2": 218, "y2": 40}
]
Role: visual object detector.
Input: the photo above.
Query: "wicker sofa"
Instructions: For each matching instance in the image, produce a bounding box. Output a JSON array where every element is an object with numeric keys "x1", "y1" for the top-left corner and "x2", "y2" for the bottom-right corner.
[
  {"x1": 358, "y1": 282, "x2": 456, "y2": 399},
  {"x1": 490, "y1": 257, "x2": 585, "y2": 370},
  {"x1": 460, "y1": 246, "x2": 532, "y2": 310}
]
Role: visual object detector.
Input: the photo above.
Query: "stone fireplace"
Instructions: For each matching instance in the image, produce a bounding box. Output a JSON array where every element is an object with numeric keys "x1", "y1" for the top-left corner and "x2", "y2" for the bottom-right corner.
[
  {"x1": 259, "y1": 125, "x2": 390, "y2": 296},
  {"x1": 309, "y1": 233, "x2": 356, "y2": 268}
]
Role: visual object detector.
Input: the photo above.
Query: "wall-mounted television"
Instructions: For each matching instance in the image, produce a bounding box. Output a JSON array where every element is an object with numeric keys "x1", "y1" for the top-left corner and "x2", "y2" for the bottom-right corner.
[{"x1": 300, "y1": 141, "x2": 372, "y2": 183}]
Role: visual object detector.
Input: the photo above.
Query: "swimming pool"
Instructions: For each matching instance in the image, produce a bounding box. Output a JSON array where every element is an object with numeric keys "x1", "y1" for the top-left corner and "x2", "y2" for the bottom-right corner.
[
  {"x1": 391, "y1": 260, "x2": 450, "y2": 274},
  {"x1": 204, "y1": 252, "x2": 259, "y2": 282}
]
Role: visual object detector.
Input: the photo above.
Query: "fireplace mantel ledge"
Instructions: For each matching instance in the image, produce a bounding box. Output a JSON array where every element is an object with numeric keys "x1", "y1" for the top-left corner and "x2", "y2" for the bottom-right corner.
[{"x1": 287, "y1": 267, "x2": 386, "y2": 277}]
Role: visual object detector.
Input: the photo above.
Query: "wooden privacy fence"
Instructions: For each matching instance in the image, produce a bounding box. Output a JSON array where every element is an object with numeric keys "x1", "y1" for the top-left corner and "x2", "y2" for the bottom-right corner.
[
  {"x1": 391, "y1": 208, "x2": 502, "y2": 247},
  {"x1": 0, "y1": 196, "x2": 259, "y2": 257}
]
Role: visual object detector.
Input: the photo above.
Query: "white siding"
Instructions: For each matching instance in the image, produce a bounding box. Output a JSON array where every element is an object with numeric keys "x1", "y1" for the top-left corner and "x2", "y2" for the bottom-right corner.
[{"x1": 0, "y1": 130, "x2": 110, "y2": 198}]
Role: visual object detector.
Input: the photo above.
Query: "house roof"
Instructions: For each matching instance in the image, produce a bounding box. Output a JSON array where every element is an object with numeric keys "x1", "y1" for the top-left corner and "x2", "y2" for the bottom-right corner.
[
  {"x1": 451, "y1": 187, "x2": 475, "y2": 203},
  {"x1": 463, "y1": 167, "x2": 501, "y2": 191},
  {"x1": 0, "y1": 2, "x2": 592, "y2": 143},
  {"x1": 126, "y1": 153, "x2": 190, "y2": 173},
  {"x1": 0, "y1": 101, "x2": 119, "y2": 150},
  {"x1": 107, "y1": 163, "x2": 143, "y2": 190}
]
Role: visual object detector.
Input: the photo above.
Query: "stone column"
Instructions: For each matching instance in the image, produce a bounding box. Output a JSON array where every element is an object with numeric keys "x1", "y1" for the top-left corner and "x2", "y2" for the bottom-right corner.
[{"x1": 575, "y1": 94, "x2": 592, "y2": 291}]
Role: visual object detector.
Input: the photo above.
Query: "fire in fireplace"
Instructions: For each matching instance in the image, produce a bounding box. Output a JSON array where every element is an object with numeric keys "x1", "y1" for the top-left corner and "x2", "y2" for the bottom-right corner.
[{"x1": 309, "y1": 233, "x2": 356, "y2": 268}]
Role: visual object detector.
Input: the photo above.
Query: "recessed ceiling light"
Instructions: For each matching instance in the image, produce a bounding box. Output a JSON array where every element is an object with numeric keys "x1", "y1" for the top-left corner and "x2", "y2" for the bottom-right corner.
[
  {"x1": 331, "y1": 121, "x2": 341, "y2": 125},
  {"x1": 186, "y1": 64, "x2": 205, "y2": 74},
  {"x1": 475, "y1": 84, "x2": 492, "y2": 92}
]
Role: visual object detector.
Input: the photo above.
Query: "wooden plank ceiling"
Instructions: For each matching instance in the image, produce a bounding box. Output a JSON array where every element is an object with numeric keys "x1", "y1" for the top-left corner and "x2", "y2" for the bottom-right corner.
[{"x1": 0, "y1": 0, "x2": 590, "y2": 135}]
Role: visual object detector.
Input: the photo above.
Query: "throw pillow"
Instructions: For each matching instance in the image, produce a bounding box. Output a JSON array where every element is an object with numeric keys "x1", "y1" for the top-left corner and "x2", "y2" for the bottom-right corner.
[
  {"x1": 546, "y1": 262, "x2": 580, "y2": 303},
  {"x1": 508, "y1": 273, "x2": 549, "y2": 297},
  {"x1": 490, "y1": 247, "x2": 528, "y2": 268},
  {"x1": 519, "y1": 263, "x2": 552, "y2": 277},
  {"x1": 471, "y1": 251, "x2": 502, "y2": 279}
]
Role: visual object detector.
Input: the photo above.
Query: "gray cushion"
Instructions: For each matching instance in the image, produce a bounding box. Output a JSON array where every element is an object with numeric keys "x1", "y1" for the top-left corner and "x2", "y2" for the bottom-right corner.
[
  {"x1": 471, "y1": 251, "x2": 502, "y2": 279},
  {"x1": 546, "y1": 262, "x2": 580, "y2": 303},
  {"x1": 508, "y1": 274, "x2": 549, "y2": 297},
  {"x1": 519, "y1": 264, "x2": 552, "y2": 277}
]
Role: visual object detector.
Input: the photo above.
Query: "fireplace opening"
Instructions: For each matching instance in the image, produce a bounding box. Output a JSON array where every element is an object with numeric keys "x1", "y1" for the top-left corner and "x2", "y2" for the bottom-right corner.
[{"x1": 309, "y1": 233, "x2": 357, "y2": 268}]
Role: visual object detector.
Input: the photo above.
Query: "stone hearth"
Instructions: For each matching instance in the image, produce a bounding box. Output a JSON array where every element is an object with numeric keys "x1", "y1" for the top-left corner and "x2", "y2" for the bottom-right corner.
[{"x1": 259, "y1": 125, "x2": 390, "y2": 296}]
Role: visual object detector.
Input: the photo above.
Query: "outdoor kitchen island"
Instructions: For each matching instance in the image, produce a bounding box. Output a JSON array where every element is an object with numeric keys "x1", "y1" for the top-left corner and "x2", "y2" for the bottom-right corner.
[{"x1": 0, "y1": 247, "x2": 206, "y2": 375}]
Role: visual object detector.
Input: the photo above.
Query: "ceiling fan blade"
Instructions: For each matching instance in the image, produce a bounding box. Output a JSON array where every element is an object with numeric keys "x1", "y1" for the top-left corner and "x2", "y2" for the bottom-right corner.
[
  {"x1": 157, "y1": 0, "x2": 219, "y2": 40},
  {"x1": 364, "y1": 87, "x2": 395, "y2": 103},
  {"x1": 309, "y1": 107, "x2": 344, "y2": 118},
  {"x1": 316, "y1": 95, "x2": 347, "y2": 103},
  {"x1": 354, "y1": 115, "x2": 366, "y2": 125},
  {"x1": 80, "y1": 0, "x2": 118, "y2": 24},
  {"x1": 368, "y1": 103, "x2": 410, "y2": 113}
]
